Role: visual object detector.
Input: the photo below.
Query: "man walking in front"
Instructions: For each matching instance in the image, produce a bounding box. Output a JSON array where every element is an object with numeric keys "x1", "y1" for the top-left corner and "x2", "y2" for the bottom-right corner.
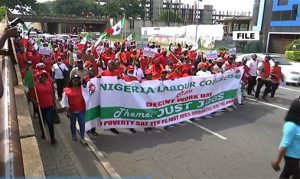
[{"x1": 255, "y1": 55, "x2": 272, "y2": 100}]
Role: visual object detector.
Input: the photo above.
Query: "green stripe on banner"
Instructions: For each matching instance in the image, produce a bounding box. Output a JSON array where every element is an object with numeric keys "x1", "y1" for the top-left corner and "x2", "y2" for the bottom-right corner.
[{"x1": 85, "y1": 89, "x2": 237, "y2": 122}]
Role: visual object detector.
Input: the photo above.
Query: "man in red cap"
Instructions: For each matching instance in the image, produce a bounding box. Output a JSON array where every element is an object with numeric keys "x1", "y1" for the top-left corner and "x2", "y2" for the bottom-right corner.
[
  {"x1": 196, "y1": 63, "x2": 212, "y2": 77},
  {"x1": 149, "y1": 58, "x2": 164, "y2": 80},
  {"x1": 157, "y1": 50, "x2": 168, "y2": 68},
  {"x1": 101, "y1": 47, "x2": 115, "y2": 66},
  {"x1": 167, "y1": 65, "x2": 183, "y2": 80},
  {"x1": 28, "y1": 49, "x2": 42, "y2": 69},
  {"x1": 101, "y1": 60, "x2": 120, "y2": 77},
  {"x1": 34, "y1": 70, "x2": 57, "y2": 145},
  {"x1": 122, "y1": 65, "x2": 138, "y2": 82}
]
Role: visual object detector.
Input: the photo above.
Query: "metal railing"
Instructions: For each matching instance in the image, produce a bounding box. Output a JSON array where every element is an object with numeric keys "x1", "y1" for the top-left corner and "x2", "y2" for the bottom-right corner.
[{"x1": 0, "y1": 16, "x2": 24, "y2": 176}]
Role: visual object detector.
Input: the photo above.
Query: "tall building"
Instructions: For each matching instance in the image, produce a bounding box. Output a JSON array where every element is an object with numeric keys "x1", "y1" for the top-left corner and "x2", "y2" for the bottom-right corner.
[
  {"x1": 142, "y1": 0, "x2": 205, "y2": 23},
  {"x1": 253, "y1": 0, "x2": 300, "y2": 53}
]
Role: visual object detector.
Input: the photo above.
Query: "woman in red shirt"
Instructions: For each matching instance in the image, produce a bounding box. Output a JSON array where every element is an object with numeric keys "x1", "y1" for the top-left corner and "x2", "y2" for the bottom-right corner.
[
  {"x1": 61, "y1": 75, "x2": 87, "y2": 145},
  {"x1": 35, "y1": 70, "x2": 57, "y2": 145}
]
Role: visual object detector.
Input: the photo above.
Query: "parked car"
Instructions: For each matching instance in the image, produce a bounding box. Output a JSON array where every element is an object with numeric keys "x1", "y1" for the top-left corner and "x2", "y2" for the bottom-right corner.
[
  {"x1": 56, "y1": 34, "x2": 71, "y2": 41},
  {"x1": 236, "y1": 53, "x2": 300, "y2": 85}
]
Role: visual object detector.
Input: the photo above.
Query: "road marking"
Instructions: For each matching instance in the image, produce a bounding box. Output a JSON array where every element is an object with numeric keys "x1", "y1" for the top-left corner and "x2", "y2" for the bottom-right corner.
[
  {"x1": 187, "y1": 120, "x2": 228, "y2": 140},
  {"x1": 247, "y1": 98, "x2": 289, "y2": 111},
  {"x1": 279, "y1": 86, "x2": 300, "y2": 93}
]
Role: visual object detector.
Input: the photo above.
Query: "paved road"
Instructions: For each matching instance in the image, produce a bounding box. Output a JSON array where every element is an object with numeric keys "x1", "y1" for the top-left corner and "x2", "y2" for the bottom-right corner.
[{"x1": 88, "y1": 86, "x2": 299, "y2": 179}]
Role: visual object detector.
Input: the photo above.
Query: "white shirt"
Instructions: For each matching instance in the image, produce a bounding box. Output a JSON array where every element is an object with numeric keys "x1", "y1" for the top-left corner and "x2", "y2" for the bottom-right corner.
[
  {"x1": 196, "y1": 70, "x2": 212, "y2": 77},
  {"x1": 247, "y1": 58, "x2": 258, "y2": 76},
  {"x1": 52, "y1": 63, "x2": 69, "y2": 79},
  {"x1": 134, "y1": 67, "x2": 144, "y2": 80}
]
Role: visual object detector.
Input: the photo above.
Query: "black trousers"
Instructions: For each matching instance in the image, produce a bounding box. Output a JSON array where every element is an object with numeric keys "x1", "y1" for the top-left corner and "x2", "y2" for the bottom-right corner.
[
  {"x1": 271, "y1": 82, "x2": 279, "y2": 98},
  {"x1": 280, "y1": 156, "x2": 300, "y2": 179},
  {"x1": 255, "y1": 78, "x2": 271, "y2": 99},
  {"x1": 247, "y1": 76, "x2": 257, "y2": 95},
  {"x1": 41, "y1": 107, "x2": 55, "y2": 140},
  {"x1": 55, "y1": 79, "x2": 65, "y2": 99}
]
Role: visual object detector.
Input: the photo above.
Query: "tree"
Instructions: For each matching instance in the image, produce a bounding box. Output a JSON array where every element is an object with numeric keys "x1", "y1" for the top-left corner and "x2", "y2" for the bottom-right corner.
[
  {"x1": 159, "y1": 10, "x2": 184, "y2": 25},
  {"x1": 50, "y1": 0, "x2": 102, "y2": 16},
  {"x1": 102, "y1": 0, "x2": 142, "y2": 19},
  {"x1": 32, "y1": 2, "x2": 53, "y2": 15},
  {"x1": 0, "y1": 6, "x2": 7, "y2": 21},
  {"x1": 0, "y1": 0, "x2": 36, "y2": 14}
]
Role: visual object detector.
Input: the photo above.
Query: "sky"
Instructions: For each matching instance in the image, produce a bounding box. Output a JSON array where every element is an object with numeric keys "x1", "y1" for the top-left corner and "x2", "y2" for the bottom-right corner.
[{"x1": 37, "y1": 0, "x2": 255, "y2": 13}]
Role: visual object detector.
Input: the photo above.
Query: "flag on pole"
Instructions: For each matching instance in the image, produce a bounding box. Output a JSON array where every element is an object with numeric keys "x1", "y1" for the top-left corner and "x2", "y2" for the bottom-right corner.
[
  {"x1": 23, "y1": 67, "x2": 34, "y2": 92},
  {"x1": 125, "y1": 32, "x2": 136, "y2": 42},
  {"x1": 95, "y1": 32, "x2": 108, "y2": 47},
  {"x1": 77, "y1": 35, "x2": 88, "y2": 51},
  {"x1": 105, "y1": 16, "x2": 126, "y2": 36},
  {"x1": 34, "y1": 39, "x2": 42, "y2": 50}
]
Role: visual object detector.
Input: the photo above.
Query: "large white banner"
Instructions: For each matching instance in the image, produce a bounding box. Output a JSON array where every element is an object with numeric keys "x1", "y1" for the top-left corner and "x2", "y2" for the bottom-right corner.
[{"x1": 83, "y1": 67, "x2": 244, "y2": 130}]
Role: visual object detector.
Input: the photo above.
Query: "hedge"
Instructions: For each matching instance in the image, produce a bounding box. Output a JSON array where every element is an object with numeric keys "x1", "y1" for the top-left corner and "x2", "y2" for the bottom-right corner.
[{"x1": 285, "y1": 51, "x2": 300, "y2": 62}]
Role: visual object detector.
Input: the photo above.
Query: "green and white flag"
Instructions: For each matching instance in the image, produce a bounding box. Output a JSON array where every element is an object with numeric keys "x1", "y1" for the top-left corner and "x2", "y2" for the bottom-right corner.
[
  {"x1": 82, "y1": 67, "x2": 244, "y2": 130},
  {"x1": 126, "y1": 32, "x2": 136, "y2": 42}
]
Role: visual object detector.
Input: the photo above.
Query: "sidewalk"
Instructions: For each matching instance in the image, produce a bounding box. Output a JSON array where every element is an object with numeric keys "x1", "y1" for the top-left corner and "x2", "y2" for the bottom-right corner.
[{"x1": 30, "y1": 102, "x2": 108, "y2": 176}]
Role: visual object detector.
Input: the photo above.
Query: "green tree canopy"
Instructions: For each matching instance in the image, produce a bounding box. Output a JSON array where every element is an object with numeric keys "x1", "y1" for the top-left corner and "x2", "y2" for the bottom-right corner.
[
  {"x1": 0, "y1": 6, "x2": 7, "y2": 21},
  {"x1": 102, "y1": 0, "x2": 142, "y2": 19},
  {"x1": 0, "y1": 0, "x2": 36, "y2": 14},
  {"x1": 51, "y1": 0, "x2": 101, "y2": 16},
  {"x1": 286, "y1": 39, "x2": 300, "y2": 51}
]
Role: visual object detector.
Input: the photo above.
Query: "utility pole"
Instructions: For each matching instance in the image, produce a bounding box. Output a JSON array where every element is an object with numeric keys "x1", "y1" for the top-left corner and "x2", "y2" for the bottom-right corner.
[{"x1": 195, "y1": 0, "x2": 199, "y2": 43}]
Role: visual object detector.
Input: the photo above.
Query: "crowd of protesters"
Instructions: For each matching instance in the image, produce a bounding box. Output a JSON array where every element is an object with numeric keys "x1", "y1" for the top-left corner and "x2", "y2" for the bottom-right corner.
[{"x1": 14, "y1": 33, "x2": 283, "y2": 145}]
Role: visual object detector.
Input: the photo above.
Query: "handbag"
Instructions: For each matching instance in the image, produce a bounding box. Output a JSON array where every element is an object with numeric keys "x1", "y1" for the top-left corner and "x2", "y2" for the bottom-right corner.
[
  {"x1": 57, "y1": 63, "x2": 68, "y2": 78},
  {"x1": 52, "y1": 109, "x2": 61, "y2": 124}
]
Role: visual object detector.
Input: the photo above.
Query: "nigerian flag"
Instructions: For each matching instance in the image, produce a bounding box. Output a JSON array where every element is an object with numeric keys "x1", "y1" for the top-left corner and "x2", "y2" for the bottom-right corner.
[{"x1": 23, "y1": 67, "x2": 34, "y2": 92}]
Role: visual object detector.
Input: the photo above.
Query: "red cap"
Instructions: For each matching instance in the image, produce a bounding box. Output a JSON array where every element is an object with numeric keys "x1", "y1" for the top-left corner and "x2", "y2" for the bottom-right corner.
[
  {"x1": 38, "y1": 70, "x2": 48, "y2": 76},
  {"x1": 84, "y1": 61, "x2": 92, "y2": 68},
  {"x1": 127, "y1": 65, "x2": 134, "y2": 72}
]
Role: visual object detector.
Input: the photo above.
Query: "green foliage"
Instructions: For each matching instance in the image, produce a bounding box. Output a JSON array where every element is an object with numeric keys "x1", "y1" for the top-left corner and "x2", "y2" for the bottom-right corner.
[
  {"x1": 102, "y1": 0, "x2": 142, "y2": 19},
  {"x1": 285, "y1": 51, "x2": 300, "y2": 62},
  {"x1": 51, "y1": 0, "x2": 102, "y2": 16},
  {"x1": 0, "y1": 0, "x2": 36, "y2": 14},
  {"x1": 159, "y1": 10, "x2": 184, "y2": 24},
  {"x1": 286, "y1": 39, "x2": 300, "y2": 51},
  {"x1": 0, "y1": 6, "x2": 7, "y2": 21},
  {"x1": 217, "y1": 47, "x2": 229, "y2": 51}
]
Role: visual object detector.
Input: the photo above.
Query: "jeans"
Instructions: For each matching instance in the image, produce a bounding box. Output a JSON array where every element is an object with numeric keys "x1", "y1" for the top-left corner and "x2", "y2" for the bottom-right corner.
[
  {"x1": 41, "y1": 107, "x2": 55, "y2": 139},
  {"x1": 55, "y1": 79, "x2": 65, "y2": 99},
  {"x1": 247, "y1": 76, "x2": 257, "y2": 95},
  {"x1": 255, "y1": 78, "x2": 271, "y2": 99},
  {"x1": 70, "y1": 111, "x2": 85, "y2": 139},
  {"x1": 280, "y1": 156, "x2": 300, "y2": 179}
]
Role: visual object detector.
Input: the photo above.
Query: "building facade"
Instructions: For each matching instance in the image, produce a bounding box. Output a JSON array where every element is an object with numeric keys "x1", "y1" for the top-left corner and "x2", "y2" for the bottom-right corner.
[{"x1": 253, "y1": 0, "x2": 300, "y2": 53}]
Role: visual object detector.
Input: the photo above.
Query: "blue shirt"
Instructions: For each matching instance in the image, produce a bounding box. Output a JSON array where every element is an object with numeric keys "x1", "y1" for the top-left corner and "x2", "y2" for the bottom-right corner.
[{"x1": 280, "y1": 121, "x2": 300, "y2": 159}]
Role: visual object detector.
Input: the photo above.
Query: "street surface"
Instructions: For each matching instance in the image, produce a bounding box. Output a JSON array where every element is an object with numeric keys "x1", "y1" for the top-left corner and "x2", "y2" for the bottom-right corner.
[
  {"x1": 91, "y1": 86, "x2": 299, "y2": 179},
  {"x1": 32, "y1": 85, "x2": 299, "y2": 178}
]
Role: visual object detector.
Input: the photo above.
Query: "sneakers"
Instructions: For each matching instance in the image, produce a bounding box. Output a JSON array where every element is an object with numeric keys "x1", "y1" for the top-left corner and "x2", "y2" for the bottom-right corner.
[
  {"x1": 129, "y1": 128, "x2": 137, "y2": 134},
  {"x1": 110, "y1": 128, "x2": 119, "y2": 134},
  {"x1": 91, "y1": 131, "x2": 98, "y2": 136},
  {"x1": 80, "y1": 138, "x2": 87, "y2": 145}
]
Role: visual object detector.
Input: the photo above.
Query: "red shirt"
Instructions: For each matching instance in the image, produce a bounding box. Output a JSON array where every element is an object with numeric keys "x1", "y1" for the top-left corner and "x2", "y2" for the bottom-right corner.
[
  {"x1": 158, "y1": 55, "x2": 168, "y2": 68},
  {"x1": 64, "y1": 87, "x2": 85, "y2": 112},
  {"x1": 271, "y1": 66, "x2": 282, "y2": 83},
  {"x1": 149, "y1": 64, "x2": 164, "y2": 80},
  {"x1": 262, "y1": 61, "x2": 271, "y2": 78},
  {"x1": 35, "y1": 81, "x2": 54, "y2": 108},
  {"x1": 122, "y1": 75, "x2": 138, "y2": 82},
  {"x1": 28, "y1": 54, "x2": 42, "y2": 69},
  {"x1": 101, "y1": 69, "x2": 120, "y2": 76},
  {"x1": 167, "y1": 72, "x2": 183, "y2": 80},
  {"x1": 17, "y1": 52, "x2": 27, "y2": 71}
]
